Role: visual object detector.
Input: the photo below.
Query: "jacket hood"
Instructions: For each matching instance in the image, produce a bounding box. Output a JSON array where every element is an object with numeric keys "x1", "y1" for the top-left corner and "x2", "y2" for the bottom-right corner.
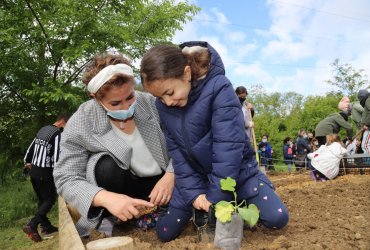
[
  {"x1": 179, "y1": 41, "x2": 225, "y2": 105},
  {"x1": 179, "y1": 41, "x2": 225, "y2": 78}
]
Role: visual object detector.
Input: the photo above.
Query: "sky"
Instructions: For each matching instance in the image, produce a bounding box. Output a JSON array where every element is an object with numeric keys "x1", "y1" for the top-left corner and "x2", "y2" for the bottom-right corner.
[{"x1": 172, "y1": 0, "x2": 370, "y2": 96}]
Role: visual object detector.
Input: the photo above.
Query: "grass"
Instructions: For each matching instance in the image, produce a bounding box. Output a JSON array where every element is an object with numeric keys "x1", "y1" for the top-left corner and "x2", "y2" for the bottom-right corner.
[{"x1": 0, "y1": 179, "x2": 59, "y2": 249}]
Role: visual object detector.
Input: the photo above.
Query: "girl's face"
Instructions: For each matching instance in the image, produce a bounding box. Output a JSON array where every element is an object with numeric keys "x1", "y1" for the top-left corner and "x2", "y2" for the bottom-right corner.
[
  {"x1": 144, "y1": 66, "x2": 191, "y2": 107},
  {"x1": 99, "y1": 83, "x2": 135, "y2": 111}
]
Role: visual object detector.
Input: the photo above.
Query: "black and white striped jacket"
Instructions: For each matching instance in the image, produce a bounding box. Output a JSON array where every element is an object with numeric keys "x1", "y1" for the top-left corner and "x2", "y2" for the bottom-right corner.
[{"x1": 24, "y1": 125, "x2": 61, "y2": 168}]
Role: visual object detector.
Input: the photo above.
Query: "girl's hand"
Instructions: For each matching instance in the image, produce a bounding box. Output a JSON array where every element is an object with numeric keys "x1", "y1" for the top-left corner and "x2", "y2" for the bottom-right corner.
[
  {"x1": 93, "y1": 190, "x2": 154, "y2": 222},
  {"x1": 149, "y1": 172, "x2": 174, "y2": 206},
  {"x1": 192, "y1": 194, "x2": 212, "y2": 212}
]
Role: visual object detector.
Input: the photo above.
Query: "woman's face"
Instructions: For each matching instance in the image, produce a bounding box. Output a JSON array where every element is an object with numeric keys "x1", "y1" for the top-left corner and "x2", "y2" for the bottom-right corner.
[
  {"x1": 99, "y1": 83, "x2": 135, "y2": 111},
  {"x1": 143, "y1": 65, "x2": 191, "y2": 107}
]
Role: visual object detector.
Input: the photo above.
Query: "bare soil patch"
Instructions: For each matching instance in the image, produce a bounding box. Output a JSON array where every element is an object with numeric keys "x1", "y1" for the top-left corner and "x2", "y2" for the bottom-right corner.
[{"x1": 111, "y1": 172, "x2": 370, "y2": 250}]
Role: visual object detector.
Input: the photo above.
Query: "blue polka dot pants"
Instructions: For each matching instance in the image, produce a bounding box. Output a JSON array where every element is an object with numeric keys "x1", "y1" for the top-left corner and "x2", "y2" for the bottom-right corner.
[
  {"x1": 156, "y1": 180, "x2": 289, "y2": 242},
  {"x1": 246, "y1": 179, "x2": 289, "y2": 229}
]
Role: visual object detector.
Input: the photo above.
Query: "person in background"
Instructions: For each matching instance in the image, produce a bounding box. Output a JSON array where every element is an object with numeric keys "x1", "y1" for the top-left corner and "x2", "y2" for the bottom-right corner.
[
  {"x1": 235, "y1": 86, "x2": 254, "y2": 141},
  {"x1": 258, "y1": 142, "x2": 268, "y2": 174},
  {"x1": 283, "y1": 137, "x2": 295, "y2": 174},
  {"x1": 358, "y1": 89, "x2": 370, "y2": 128},
  {"x1": 351, "y1": 100, "x2": 364, "y2": 131},
  {"x1": 295, "y1": 129, "x2": 311, "y2": 171},
  {"x1": 53, "y1": 52, "x2": 174, "y2": 237},
  {"x1": 307, "y1": 134, "x2": 347, "y2": 181},
  {"x1": 315, "y1": 96, "x2": 353, "y2": 146},
  {"x1": 310, "y1": 137, "x2": 319, "y2": 152},
  {"x1": 358, "y1": 90, "x2": 370, "y2": 157},
  {"x1": 23, "y1": 114, "x2": 68, "y2": 242},
  {"x1": 258, "y1": 134, "x2": 274, "y2": 171},
  {"x1": 140, "y1": 41, "x2": 288, "y2": 242}
]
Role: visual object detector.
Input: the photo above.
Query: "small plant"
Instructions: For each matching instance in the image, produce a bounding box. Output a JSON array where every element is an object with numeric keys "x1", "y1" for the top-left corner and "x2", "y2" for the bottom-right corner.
[{"x1": 214, "y1": 177, "x2": 259, "y2": 227}]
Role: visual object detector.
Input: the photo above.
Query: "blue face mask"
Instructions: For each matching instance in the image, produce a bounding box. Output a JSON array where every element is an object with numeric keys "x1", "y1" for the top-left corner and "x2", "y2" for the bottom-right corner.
[{"x1": 102, "y1": 101, "x2": 136, "y2": 121}]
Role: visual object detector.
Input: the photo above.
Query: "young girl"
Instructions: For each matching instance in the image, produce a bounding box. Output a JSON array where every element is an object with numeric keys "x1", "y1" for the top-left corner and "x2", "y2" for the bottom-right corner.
[
  {"x1": 140, "y1": 41, "x2": 289, "y2": 242},
  {"x1": 307, "y1": 134, "x2": 347, "y2": 181}
]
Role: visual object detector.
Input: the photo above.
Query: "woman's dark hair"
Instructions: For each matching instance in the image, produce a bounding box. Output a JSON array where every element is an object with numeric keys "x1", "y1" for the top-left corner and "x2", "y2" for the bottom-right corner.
[
  {"x1": 235, "y1": 86, "x2": 247, "y2": 95},
  {"x1": 82, "y1": 52, "x2": 134, "y2": 100},
  {"x1": 140, "y1": 44, "x2": 210, "y2": 85}
]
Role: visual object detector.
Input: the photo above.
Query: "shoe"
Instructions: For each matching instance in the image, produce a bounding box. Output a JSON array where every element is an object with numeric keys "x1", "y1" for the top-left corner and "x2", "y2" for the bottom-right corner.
[
  {"x1": 41, "y1": 225, "x2": 58, "y2": 236},
  {"x1": 192, "y1": 207, "x2": 216, "y2": 242},
  {"x1": 23, "y1": 224, "x2": 42, "y2": 242},
  {"x1": 97, "y1": 217, "x2": 115, "y2": 236},
  {"x1": 310, "y1": 171, "x2": 318, "y2": 181}
]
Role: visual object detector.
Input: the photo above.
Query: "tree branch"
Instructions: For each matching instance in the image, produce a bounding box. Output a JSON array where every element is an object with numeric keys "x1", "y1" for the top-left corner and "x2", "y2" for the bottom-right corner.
[
  {"x1": 63, "y1": 61, "x2": 90, "y2": 85},
  {"x1": 24, "y1": 0, "x2": 56, "y2": 65}
]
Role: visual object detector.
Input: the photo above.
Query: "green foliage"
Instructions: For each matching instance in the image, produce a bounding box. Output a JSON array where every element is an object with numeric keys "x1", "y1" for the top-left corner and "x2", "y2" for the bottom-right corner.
[
  {"x1": 0, "y1": 0, "x2": 199, "y2": 183},
  {"x1": 326, "y1": 59, "x2": 370, "y2": 99},
  {"x1": 215, "y1": 177, "x2": 259, "y2": 226}
]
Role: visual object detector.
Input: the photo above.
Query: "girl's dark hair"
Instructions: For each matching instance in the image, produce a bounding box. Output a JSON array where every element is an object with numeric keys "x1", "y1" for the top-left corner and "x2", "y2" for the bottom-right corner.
[
  {"x1": 283, "y1": 137, "x2": 291, "y2": 144},
  {"x1": 82, "y1": 52, "x2": 134, "y2": 100},
  {"x1": 140, "y1": 44, "x2": 210, "y2": 85}
]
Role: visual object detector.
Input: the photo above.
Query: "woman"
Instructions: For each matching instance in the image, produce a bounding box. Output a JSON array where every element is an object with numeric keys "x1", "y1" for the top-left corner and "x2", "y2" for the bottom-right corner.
[{"x1": 53, "y1": 52, "x2": 174, "y2": 237}]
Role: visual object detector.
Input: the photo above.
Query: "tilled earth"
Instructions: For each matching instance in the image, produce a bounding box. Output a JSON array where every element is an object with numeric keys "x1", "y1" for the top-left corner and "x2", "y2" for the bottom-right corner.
[{"x1": 110, "y1": 172, "x2": 369, "y2": 250}]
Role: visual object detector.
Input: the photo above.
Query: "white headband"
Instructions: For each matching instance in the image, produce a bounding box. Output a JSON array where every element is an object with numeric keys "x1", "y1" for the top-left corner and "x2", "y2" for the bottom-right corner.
[{"x1": 87, "y1": 64, "x2": 134, "y2": 94}]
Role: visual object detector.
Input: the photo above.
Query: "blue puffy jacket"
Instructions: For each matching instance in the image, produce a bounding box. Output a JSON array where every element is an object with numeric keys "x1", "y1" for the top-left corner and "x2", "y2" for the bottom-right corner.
[{"x1": 155, "y1": 41, "x2": 272, "y2": 209}]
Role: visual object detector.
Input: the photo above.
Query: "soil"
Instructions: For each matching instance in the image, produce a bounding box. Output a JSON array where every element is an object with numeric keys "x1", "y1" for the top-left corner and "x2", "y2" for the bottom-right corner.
[{"x1": 109, "y1": 172, "x2": 370, "y2": 249}]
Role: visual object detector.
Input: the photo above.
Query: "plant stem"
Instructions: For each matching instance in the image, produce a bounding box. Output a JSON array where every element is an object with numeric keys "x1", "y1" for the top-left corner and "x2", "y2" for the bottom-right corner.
[{"x1": 233, "y1": 191, "x2": 238, "y2": 212}]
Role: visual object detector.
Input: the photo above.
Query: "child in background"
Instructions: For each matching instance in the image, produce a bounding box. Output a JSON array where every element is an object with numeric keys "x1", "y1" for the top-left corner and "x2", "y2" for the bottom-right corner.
[
  {"x1": 258, "y1": 142, "x2": 268, "y2": 174},
  {"x1": 283, "y1": 137, "x2": 295, "y2": 173},
  {"x1": 140, "y1": 41, "x2": 289, "y2": 242},
  {"x1": 307, "y1": 134, "x2": 347, "y2": 181}
]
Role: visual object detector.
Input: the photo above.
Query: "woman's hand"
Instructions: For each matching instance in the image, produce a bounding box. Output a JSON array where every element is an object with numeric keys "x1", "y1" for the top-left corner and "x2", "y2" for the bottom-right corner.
[
  {"x1": 192, "y1": 194, "x2": 212, "y2": 212},
  {"x1": 93, "y1": 190, "x2": 154, "y2": 222},
  {"x1": 149, "y1": 172, "x2": 174, "y2": 206}
]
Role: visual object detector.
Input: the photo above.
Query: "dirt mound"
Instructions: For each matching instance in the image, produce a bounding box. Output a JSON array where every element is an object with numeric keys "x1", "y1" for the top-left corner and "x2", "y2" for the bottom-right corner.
[{"x1": 112, "y1": 173, "x2": 370, "y2": 249}]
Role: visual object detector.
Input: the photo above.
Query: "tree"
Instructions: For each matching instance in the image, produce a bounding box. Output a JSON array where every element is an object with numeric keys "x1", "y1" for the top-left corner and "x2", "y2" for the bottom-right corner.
[
  {"x1": 0, "y1": 0, "x2": 199, "y2": 183},
  {"x1": 326, "y1": 59, "x2": 370, "y2": 98}
]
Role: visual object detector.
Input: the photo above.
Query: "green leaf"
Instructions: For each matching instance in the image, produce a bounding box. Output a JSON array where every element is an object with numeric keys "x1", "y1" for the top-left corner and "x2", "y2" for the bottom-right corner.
[
  {"x1": 215, "y1": 201, "x2": 234, "y2": 223},
  {"x1": 238, "y1": 204, "x2": 259, "y2": 227},
  {"x1": 220, "y1": 177, "x2": 236, "y2": 192}
]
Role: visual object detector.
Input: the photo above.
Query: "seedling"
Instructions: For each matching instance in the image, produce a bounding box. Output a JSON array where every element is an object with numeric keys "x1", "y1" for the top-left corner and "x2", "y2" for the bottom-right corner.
[{"x1": 214, "y1": 177, "x2": 259, "y2": 227}]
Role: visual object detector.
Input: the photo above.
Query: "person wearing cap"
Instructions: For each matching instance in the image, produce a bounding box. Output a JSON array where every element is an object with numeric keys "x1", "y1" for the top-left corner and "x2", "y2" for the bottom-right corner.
[
  {"x1": 357, "y1": 89, "x2": 370, "y2": 155},
  {"x1": 315, "y1": 96, "x2": 353, "y2": 146},
  {"x1": 53, "y1": 52, "x2": 174, "y2": 237},
  {"x1": 358, "y1": 89, "x2": 370, "y2": 128}
]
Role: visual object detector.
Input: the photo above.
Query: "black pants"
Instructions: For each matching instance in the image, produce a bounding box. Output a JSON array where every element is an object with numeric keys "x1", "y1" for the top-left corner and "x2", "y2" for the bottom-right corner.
[
  {"x1": 95, "y1": 155, "x2": 163, "y2": 203},
  {"x1": 29, "y1": 167, "x2": 57, "y2": 228},
  {"x1": 316, "y1": 136, "x2": 326, "y2": 146}
]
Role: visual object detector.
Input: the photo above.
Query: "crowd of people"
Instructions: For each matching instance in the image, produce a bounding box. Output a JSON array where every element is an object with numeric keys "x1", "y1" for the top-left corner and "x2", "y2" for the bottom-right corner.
[{"x1": 279, "y1": 91, "x2": 369, "y2": 182}]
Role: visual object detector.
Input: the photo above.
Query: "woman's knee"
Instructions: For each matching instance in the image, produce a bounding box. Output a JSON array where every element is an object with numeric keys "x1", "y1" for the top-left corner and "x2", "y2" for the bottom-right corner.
[{"x1": 95, "y1": 155, "x2": 126, "y2": 190}]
